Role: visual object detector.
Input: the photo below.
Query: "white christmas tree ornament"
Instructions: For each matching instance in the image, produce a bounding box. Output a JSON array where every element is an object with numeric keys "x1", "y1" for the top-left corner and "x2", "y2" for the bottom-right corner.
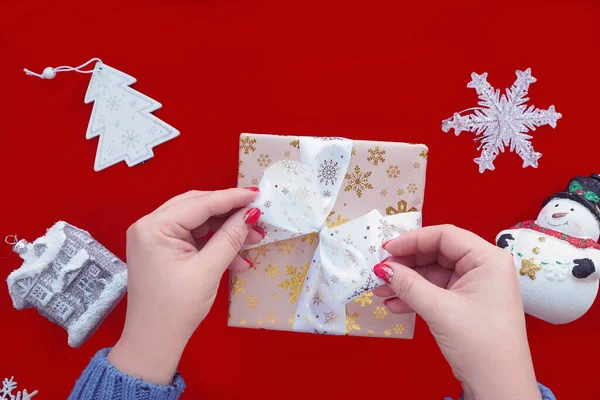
[
  {"x1": 24, "y1": 58, "x2": 179, "y2": 171},
  {"x1": 441, "y1": 68, "x2": 561, "y2": 173},
  {"x1": 1, "y1": 377, "x2": 37, "y2": 400}
]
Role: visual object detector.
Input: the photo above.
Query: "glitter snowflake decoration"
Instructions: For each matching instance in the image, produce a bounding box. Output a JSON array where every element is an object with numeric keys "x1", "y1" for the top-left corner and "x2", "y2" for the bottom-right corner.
[
  {"x1": 442, "y1": 68, "x2": 561, "y2": 173},
  {"x1": 1, "y1": 377, "x2": 38, "y2": 400}
]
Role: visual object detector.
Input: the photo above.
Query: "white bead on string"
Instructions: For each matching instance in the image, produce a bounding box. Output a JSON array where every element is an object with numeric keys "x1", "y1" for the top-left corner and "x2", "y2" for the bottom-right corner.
[{"x1": 24, "y1": 57, "x2": 102, "y2": 80}]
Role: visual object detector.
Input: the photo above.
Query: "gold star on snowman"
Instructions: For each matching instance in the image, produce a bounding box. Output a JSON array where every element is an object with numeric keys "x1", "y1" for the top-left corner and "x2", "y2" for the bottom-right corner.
[{"x1": 520, "y1": 258, "x2": 542, "y2": 280}]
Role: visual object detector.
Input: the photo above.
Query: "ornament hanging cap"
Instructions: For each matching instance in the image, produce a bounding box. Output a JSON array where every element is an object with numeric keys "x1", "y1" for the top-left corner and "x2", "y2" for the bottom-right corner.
[
  {"x1": 5, "y1": 235, "x2": 28, "y2": 255},
  {"x1": 24, "y1": 57, "x2": 102, "y2": 80}
]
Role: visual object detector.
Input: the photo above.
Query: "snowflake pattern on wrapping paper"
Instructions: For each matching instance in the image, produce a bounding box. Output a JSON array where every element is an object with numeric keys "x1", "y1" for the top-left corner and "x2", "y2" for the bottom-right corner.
[
  {"x1": 312, "y1": 290, "x2": 324, "y2": 306},
  {"x1": 257, "y1": 153, "x2": 272, "y2": 167},
  {"x1": 386, "y1": 165, "x2": 401, "y2": 179},
  {"x1": 354, "y1": 291, "x2": 373, "y2": 307},
  {"x1": 265, "y1": 264, "x2": 280, "y2": 278},
  {"x1": 266, "y1": 313, "x2": 276, "y2": 323},
  {"x1": 280, "y1": 160, "x2": 305, "y2": 175},
  {"x1": 324, "y1": 311, "x2": 338, "y2": 325},
  {"x1": 344, "y1": 249, "x2": 358, "y2": 267},
  {"x1": 407, "y1": 183, "x2": 417, "y2": 194},
  {"x1": 240, "y1": 136, "x2": 257, "y2": 154},
  {"x1": 230, "y1": 276, "x2": 245, "y2": 296},
  {"x1": 419, "y1": 149, "x2": 428, "y2": 159},
  {"x1": 263, "y1": 200, "x2": 272, "y2": 209},
  {"x1": 442, "y1": 68, "x2": 561, "y2": 173},
  {"x1": 1, "y1": 377, "x2": 38, "y2": 400},
  {"x1": 394, "y1": 324, "x2": 405, "y2": 335},
  {"x1": 330, "y1": 275, "x2": 340, "y2": 284},
  {"x1": 367, "y1": 146, "x2": 386, "y2": 165},
  {"x1": 344, "y1": 165, "x2": 373, "y2": 198},
  {"x1": 373, "y1": 306, "x2": 388, "y2": 320},
  {"x1": 278, "y1": 263, "x2": 310, "y2": 304},
  {"x1": 349, "y1": 275, "x2": 378, "y2": 300},
  {"x1": 318, "y1": 159, "x2": 340, "y2": 185},
  {"x1": 246, "y1": 296, "x2": 260, "y2": 308},
  {"x1": 345, "y1": 311, "x2": 361, "y2": 334},
  {"x1": 275, "y1": 239, "x2": 296, "y2": 255},
  {"x1": 378, "y1": 219, "x2": 397, "y2": 242}
]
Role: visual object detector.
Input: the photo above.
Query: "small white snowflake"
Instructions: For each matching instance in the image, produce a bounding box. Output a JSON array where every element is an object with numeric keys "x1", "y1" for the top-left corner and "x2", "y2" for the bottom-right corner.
[
  {"x1": 263, "y1": 200, "x2": 272, "y2": 209},
  {"x1": 442, "y1": 68, "x2": 561, "y2": 173},
  {"x1": 378, "y1": 219, "x2": 396, "y2": 242},
  {"x1": 122, "y1": 130, "x2": 139, "y2": 148},
  {"x1": 1, "y1": 377, "x2": 38, "y2": 400},
  {"x1": 112, "y1": 119, "x2": 121, "y2": 129},
  {"x1": 130, "y1": 98, "x2": 138, "y2": 108},
  {"x1": 280, "y1": 160, "x2": 305, "y2": 175},
  {"x1": 106, "y1": 96, "x2": 122, "y2": 112}
]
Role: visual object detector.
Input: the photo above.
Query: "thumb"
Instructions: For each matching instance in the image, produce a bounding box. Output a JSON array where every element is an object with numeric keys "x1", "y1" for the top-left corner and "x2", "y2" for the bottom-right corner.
[
  {"x1": 194, "y1": 207, "x2": 261, "y2": 279},
  {"x1": 374, "y1": 261, "x2": 445, "y2": 319}
]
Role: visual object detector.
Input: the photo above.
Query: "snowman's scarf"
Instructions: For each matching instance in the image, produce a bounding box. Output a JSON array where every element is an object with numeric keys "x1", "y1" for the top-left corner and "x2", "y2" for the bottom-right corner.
[{"x1": 511, "y1": 220, "x2": 600, "y2": 250}]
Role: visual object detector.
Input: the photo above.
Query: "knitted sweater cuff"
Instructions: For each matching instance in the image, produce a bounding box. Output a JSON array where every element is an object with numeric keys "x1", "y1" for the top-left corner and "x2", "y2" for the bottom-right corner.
[
  {"x1": 69, "y1": 348, "x2": 186, "y2": 400},
  {"x1": 444, "y1": 383, "x2": 556, "y2": 400}
]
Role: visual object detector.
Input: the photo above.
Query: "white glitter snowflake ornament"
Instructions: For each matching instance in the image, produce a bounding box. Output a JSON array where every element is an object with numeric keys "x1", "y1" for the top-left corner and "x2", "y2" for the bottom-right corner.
[
  {"x1": 442, "y1": 68, "x2": 561, "y2": 173},
  {"x1": 1, "y1": 377, "x2": 38, "y2": 400}
]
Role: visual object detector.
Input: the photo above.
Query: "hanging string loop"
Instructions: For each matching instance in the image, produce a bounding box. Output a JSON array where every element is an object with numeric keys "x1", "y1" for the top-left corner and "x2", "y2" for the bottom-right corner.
[{"x1": 24, "y1": 57, "x2": 103, "y2": 80}]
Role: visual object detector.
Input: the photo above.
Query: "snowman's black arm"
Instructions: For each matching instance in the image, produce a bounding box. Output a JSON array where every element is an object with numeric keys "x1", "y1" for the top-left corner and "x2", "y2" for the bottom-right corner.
[
  {"x1": 496, "y1": 233, "x2": 514, "y2": 249},
  {"x1": 572, "y1": 258, "x2": 596, "y2": 279}
]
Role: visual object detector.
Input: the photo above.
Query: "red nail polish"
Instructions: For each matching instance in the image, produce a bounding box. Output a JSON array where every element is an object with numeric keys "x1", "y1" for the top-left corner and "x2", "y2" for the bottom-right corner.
[
  {"x1": 383, "y1": 297, "x2": 398, "y2": 306},
  {"x1": 243, "y1": 208, "x2": 261, "y2": 225},
  {"x1": 243, "y1": 186, "x2": 260, "y2": 192},
  {"x1": 373, "y1": 263, "x2": 394, "y2": 284},
  {"x1": 382, "y1": 240, "x2": 392, "y2": 249},
  {"x1": 252, "y1": 226, "x2": 266, "y2": 238},
  {"x1": 242, "y1": 256, "x2": 254, "y2": 269}
]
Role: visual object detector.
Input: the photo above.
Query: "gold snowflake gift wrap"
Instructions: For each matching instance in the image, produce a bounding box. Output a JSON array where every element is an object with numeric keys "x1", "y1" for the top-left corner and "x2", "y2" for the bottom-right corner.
[{"x1": 230, "y1": 133, "x2": 428, "y2": 339}]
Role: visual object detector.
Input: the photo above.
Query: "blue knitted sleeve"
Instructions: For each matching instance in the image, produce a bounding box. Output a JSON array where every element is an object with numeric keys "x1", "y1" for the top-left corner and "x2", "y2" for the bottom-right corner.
[
  {"x1": 68, "y1": 348, "x2": 186, "y2": 400},
  {"x1": 443, "y1": 383, "x2": 556, "y2": 400}
]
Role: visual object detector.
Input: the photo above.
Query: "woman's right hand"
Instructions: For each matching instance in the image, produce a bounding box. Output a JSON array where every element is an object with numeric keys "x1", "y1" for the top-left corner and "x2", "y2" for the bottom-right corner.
[{"x1": 373, "y1": 225, "x2": 541, "y2": 400}]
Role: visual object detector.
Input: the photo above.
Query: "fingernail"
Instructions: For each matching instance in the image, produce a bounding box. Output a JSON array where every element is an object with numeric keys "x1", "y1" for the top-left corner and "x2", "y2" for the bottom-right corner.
[
  {"x1": 252, "y1": 226, "x2": 266, "y2": 238},
  {"x1": 373, "y1": 263, "x2": 394, "y2": 284},
  {"x1": 383, "y1": 297, "x2": 398, "y2": 306},
  {"x1": 242, "y1": 256, "x2": 254, "y2": 269},
  {"x1": 243, "y1": 186, "x2": 260, "y2": 192},
  {"x1": 243, "y1": 208, "x2": 261, "y2": 226},
  {"x1": 382, "y1": 240, "x2": 392, "y2": 249}
]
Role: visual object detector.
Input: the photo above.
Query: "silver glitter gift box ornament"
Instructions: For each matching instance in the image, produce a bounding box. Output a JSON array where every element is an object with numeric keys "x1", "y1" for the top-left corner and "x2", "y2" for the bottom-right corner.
[{"x1": 6, "y1": 222, "x2": 127, "y2": 347}]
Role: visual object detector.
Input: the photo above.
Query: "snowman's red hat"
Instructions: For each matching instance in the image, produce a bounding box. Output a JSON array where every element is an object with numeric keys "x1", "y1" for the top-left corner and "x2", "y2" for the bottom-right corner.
[{"x1": 544, "y1": 174, "x2": 600, "y2": 221}]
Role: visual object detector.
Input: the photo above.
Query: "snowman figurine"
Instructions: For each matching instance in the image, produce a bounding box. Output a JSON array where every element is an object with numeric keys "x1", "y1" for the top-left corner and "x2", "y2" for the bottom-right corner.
[{"x1": 497, "y1": 174, "x2": 600, "y2": 324}]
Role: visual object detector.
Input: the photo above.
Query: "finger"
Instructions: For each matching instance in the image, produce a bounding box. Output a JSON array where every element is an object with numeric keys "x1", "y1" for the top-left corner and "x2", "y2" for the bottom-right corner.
[
  {"x1": 229, "y1": 254, "x2": 254, "y2": 272},
  {"x1": 154, "y1": 190, "x2": 207, "y2": 213},
  {"x1": 383, "y1": 297, "x2": 414, "y2": 314},
  {"x1": 157, "y1": 188, "x2": 259, "y2": 231},
  {"x1": 383, "y1": 225, "x2": 495, "y2": 276},
  {"x1": 194, "y1": 207, "x2": 261, "y2": 278},
  {"x1": 193, "y1": 221, "x2": 264, "y2": 244},
  {"x1": 373, "y1": 261, "x2": 446, "y2": 319},
  {"x1": 373, "y1": 285, "x2": 395, "y2": 297}
]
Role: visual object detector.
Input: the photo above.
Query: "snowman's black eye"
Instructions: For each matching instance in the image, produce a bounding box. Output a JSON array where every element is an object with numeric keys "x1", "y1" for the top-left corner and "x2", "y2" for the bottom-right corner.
[
  {"x1": 571, "y1": 208, "x2": 575, "y2": 211},
  {"x1": 555, "y1": 204, "x2": 559, "y2": 207}
]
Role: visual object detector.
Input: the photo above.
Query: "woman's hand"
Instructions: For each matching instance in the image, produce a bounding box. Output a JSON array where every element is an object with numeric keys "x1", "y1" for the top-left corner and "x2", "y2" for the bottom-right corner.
[
  {"x1": 107, "y1": 188, "x2": 261, "y2": 385},
  {"x1": 373, "y1": 225, "x2": 541, "y2": 400}
]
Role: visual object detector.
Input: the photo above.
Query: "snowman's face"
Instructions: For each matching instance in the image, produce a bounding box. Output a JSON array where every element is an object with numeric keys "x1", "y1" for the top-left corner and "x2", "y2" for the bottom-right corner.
[{"x1": 536, "y1": 198, "x2": 600, "y2": 240}]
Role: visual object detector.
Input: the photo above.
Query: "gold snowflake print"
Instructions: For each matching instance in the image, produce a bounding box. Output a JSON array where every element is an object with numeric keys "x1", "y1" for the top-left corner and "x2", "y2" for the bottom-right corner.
[
  {"x1": 238, "y1": 160, "x2": 244, "y2": 179},
  {"x1": 240, "y1": 135, "x2": 257, "y2": 154},
  {"x1": 414, "y1": 162, "x2": 421, "y2": 169},
  {"x1": 312, "y1": 290, "x2": 324, "y2": 306},
  {"x1": 407, "y1": 183, "x2": 418, "y2": 193},
  {"x1": 251, "y1": 178, "x2": 259, "y2": 186},
  {"x1": 344, "y1": 165, "x2": 373, "y2": 198},
  {"x1": 278, "y1": 263, "x2": 310, "y2": 304},
  {"x1": 305, "y1": 315, "x2": 313, "y2": 324},
  {"x1": 240, "y1": 319, "x2": 247, "y2": 326},
  {"x1": 265, "y1": 264, "x2": 280, "y2": 278},
  {"x1": 367, "y1": 146, "x2": 386, "y2": 165},
  {"x1": 256, "y1": 318, "x2": 264, "y2": 326},
  {"x1": 380, "y1": 189, "x2": 388, "y2": 197},
  {"x1": 326, "y1": 212, "x2": 350, "y2": 228},
  {"x1": 386, "y1": 165, "x2": 401, "y2": 179},
  {"x1": 273, "y1": 292, "x2": 280, "y2": 299},
  {"x1": 373, "y1": 306, "x2": 388, "y2": 320},
  {"x1": 230, "y1": 276, "x2": 245, "y2": 296},
  {"x1": 386, "y1": 200, "x2": 418, "y2": 216},
  {"x1": 290, "y1": 139, "x2": 300, "y2": 149},
  {"x1": 397, "y1": 188, "x2": 404, "y2": 196},
  {"x1": 266, "y1": 313, "x2": 276, "y2": 323},
  {"x1": 354, "y1": 291, "x2": 374, "y2": 307},
  {"x1": 394, "y1": 324, "x2": 405, "y2": 335},
  {"x1": 301, "y1": 232, "x2": 320, "y2": 246},
  {"x1": 384, "y1": 329, "x2": 392, "y2": 337},
  {"x1": 257, "y1": 153, "x2": 272, "y2": 168},
  {"x1": 246, "y1": 296, "x2": 260, "y2": 308},
  {"x1": 368, "y1": 330, "x2": 375, "y2": 336},
  {"x1": 288, "y1": 316, "x2": 295, "y2": 328},
  {"x1": 284, "y1": 151, "x2": 291, "y2": 158},
  {"x1": 419, "y1": 149, "x2": 428, "y2": 159},
  {"x1": 324, "y1": 311, "x2": 338, "y2": 325},
  {"x1": 275, "y1": 238, "x2": 296, "y2": 255},
  {"x1": 345, "y1": 311, "x2": 361, "y2": 334}
]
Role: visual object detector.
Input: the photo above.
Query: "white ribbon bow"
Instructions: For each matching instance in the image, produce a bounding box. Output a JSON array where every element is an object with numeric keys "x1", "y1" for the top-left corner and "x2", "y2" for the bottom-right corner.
[{"x1": 248, "y1": 137, "x2": 421, "y2": 334}]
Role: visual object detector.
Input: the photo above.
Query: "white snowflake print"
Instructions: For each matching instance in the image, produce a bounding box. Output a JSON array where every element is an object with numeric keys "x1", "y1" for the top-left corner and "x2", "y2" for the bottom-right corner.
[
  {"x1": 122, "y1": 130, "x2": 139, "y2": 148},
  {"x1": 369, "y1": 245, "x2": 376, "y2": 254},
  {"x1": 320, "y1": 137, "x2": 343, "y2": 141},
  {"x1": 318, "y1": 159, "x2": 340, "y2": 185},
  {"x1": 345, "y1": 249, "x2": 358, "y2": 267},
  {"x1": 349, "y1": 275, "x2": 378, "y2": 301},
  {"x1": 442, "y1": 68, "x2": 561, "y2": 173},
  {"x1": 112, "y1": 119, "x2": 121, "y2": 129},
  {"x1": 378, "y1": 219, "x2": 396, "y2": 242},
  {"x1": 323, "y1": 190, "x2": 332, "y2": 197},
  {"x1": 330, "y1": 275, "x2": 340, "y2": 284},
  {"x1": 324, "y1": 311, "x2": 338, "y2": 325},
  {"x1": 280, "y1": 159, "x2": 305, "y2": 175},
  {"x1": 281, "y1": 187, "x2": 290, "y2": 195},
  {"x1": 129, "y1": 98, "x2": 138, "y2": 108},
  {"x1": 312, "y1": 290, "x2": 324, "y2": 306},
  {"x1": 106, "y1": 96, "x2": 122, "y2": 112},
  {"x1": 359, "y1": 268, "x2": 368, "y2": 277},
  {"x1": 149, "y1": 125, "x2": 159, "y2": 135},
  {"x1": 96, "y1": 114, "x2": 106, "y2": 125},
  {"x1": 1, "y1": 377, "x2": 38, "y2": 400},
  {"x1": 263, "y1": 200, "x2": 272, "y2": 209}
]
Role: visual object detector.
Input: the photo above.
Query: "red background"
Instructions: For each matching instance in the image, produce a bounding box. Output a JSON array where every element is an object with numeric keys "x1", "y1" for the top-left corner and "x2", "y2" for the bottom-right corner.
[{"x1": 1, "y1": 0, "x2": 599, "y2": 398}]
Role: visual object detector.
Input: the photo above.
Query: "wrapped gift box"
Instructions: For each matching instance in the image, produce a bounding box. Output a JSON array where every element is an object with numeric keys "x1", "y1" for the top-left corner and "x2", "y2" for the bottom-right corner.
[{"x1": 229, "y1": 133, "x2": 428, "y2": 339}]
